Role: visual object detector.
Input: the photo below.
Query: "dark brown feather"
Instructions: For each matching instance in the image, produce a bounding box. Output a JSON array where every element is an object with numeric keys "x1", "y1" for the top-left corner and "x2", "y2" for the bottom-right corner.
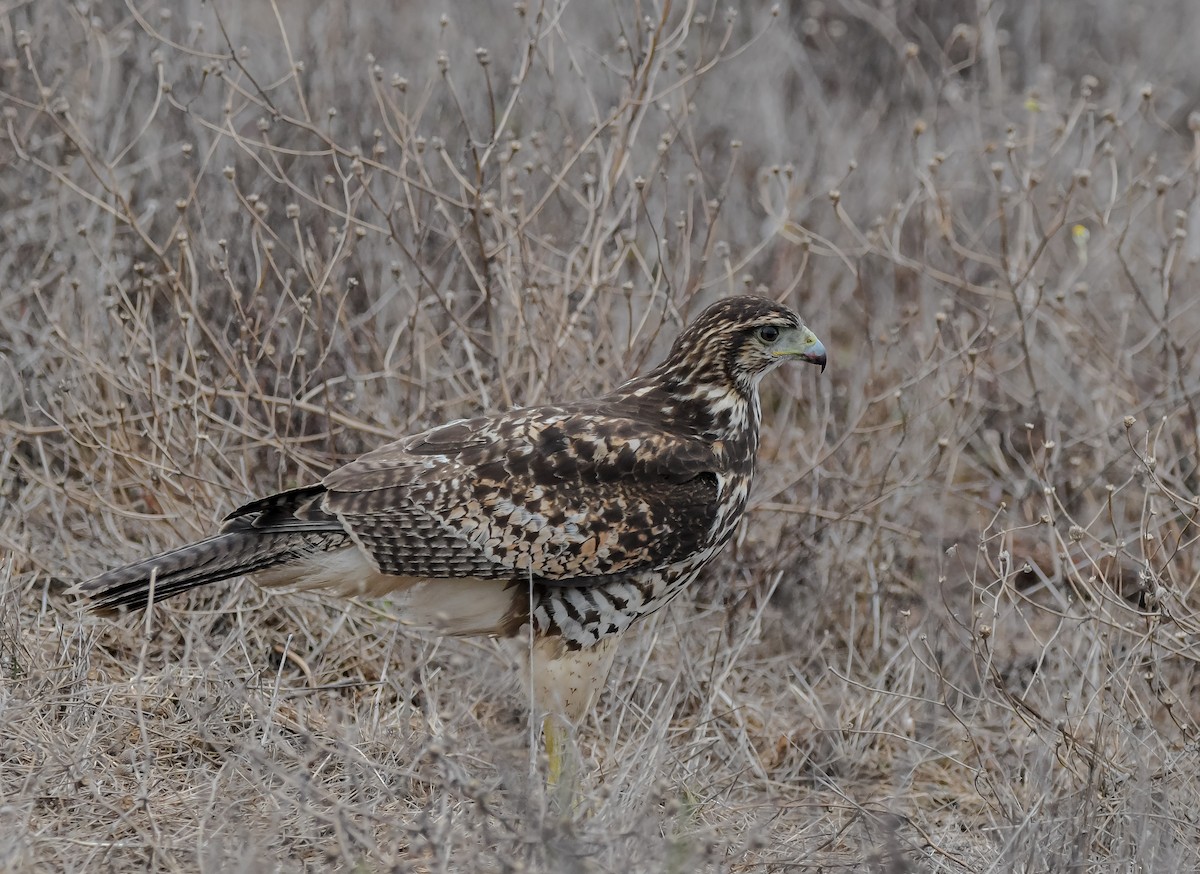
[{"x1": 321, "y1": 410, "x2": 720, "y2": 583}]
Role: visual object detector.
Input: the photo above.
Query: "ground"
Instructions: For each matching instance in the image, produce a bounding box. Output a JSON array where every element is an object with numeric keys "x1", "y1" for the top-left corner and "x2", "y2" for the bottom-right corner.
[{"x1": 2, "y1": 1, "x2": 1200, "y2": 871}]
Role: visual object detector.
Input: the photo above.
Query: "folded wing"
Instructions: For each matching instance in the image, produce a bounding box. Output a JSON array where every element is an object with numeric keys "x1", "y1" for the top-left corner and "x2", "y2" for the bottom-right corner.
[{"x1": 319, "y1": 408, "x2": 721, "y2": 585}]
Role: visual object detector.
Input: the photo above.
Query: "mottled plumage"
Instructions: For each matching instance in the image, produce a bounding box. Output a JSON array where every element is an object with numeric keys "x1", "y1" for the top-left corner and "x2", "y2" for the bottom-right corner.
[{"x1": 81, "y1": 296, "x2": 825, "y2": 731}]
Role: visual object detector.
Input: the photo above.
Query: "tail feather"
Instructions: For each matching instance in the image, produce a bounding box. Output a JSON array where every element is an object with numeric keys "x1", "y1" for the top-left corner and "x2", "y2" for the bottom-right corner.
[
  {"x1": 80, "y1": 484, "x2": 350, "y2": 612},
  {"x1": 82, "y1": 531, "x2": 310, "y2": 611}
]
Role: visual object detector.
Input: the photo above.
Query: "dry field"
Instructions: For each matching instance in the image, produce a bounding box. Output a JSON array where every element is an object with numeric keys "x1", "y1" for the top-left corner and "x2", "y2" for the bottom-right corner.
[{"x1": 3, "y1": 1, "x2": 1200, "y2": 870}]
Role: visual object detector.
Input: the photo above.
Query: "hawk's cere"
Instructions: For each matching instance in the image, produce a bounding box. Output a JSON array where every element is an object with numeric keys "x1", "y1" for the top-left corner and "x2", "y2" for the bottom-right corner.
[{"x1": 81, "y1": 296, "x2": 826, "y2": 765}]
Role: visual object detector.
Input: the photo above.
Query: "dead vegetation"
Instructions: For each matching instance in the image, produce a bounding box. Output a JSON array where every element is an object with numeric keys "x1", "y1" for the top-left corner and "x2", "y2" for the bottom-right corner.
[{"x1": 3, "y1": 0, "x2": 1200, "y2": 870}]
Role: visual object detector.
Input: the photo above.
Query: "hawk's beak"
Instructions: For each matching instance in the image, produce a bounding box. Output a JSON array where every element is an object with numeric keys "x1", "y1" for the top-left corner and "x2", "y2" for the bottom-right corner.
[{"x1": 776, "y1": 327, "x2": 827, "y2": 373}]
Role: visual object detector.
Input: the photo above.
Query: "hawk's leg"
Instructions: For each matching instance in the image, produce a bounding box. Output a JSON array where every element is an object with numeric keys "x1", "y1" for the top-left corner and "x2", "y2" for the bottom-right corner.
[
  {"x1": 543, "y1": 713, "x2": 575, "y2": 788},
  {"x1": 527, "y1": 636, "x2": 618, "y2": 784}
]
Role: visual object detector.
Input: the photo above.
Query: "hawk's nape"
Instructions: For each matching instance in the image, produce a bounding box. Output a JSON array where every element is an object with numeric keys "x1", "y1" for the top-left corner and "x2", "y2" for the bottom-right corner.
[{"x1": 78, "y1": 295, "x2": 826, "y2": 763}]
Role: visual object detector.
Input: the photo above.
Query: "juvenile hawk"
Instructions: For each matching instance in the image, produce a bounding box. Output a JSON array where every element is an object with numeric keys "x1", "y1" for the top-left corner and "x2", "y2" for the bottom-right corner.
[{"x1": 81, "y1": 296, "x2": 826, "y2": 770}]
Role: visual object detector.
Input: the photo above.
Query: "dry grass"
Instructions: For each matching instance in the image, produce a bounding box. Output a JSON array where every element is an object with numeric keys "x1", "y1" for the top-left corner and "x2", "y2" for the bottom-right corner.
[{"x1": 3, "y1": 0, "x2": 1200, "y2": 870}]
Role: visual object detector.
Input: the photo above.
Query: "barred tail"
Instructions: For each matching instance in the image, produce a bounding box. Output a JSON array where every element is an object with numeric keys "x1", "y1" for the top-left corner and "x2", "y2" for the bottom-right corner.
[
  {"x1": 80, "y1": 531, "x2": 302, "y2": 610},
  {"x1": 79, "y1": 484, "x2": 349, "y2": 612}
]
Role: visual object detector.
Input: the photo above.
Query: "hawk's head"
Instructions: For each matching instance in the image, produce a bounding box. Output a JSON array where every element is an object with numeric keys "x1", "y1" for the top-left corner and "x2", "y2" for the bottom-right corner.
[{"x1": 658, "y1": 296, "x2": 826, "y2": 396}]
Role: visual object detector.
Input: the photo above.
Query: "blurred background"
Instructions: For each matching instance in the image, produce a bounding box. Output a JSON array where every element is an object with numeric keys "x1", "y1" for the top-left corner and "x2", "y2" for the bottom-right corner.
[{"x1": 3, "y1": 1, "x2": 1199, "y2": 870}]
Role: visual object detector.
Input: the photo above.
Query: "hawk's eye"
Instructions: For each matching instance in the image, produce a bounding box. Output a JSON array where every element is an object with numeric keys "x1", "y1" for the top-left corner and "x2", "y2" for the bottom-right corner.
[{"x1": 756, "y1": 325, "x2": 780, "y2": 343}]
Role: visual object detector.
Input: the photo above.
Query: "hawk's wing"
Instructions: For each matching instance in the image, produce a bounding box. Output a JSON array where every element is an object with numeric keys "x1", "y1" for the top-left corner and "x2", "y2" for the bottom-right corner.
[{"x1": 314, "y1": 408, "x2": 721, "y2": 585}]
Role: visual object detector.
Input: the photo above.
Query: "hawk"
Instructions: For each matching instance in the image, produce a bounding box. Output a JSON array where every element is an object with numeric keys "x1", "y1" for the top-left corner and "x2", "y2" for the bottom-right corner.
[{"x1": 81, "y1": 296, "x2": 826, "y2": 777}]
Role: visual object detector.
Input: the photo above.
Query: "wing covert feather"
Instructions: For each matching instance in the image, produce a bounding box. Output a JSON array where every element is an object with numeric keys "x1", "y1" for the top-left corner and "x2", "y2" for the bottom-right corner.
[{"x1": 320, "y1": 409, "x2": 720, "y2": 584}]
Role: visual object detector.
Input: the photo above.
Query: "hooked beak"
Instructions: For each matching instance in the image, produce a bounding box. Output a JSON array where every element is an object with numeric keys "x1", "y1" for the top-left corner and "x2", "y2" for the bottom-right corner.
[{"x1": 775, "y1": 326, "x2": 827, "y2": 373}]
